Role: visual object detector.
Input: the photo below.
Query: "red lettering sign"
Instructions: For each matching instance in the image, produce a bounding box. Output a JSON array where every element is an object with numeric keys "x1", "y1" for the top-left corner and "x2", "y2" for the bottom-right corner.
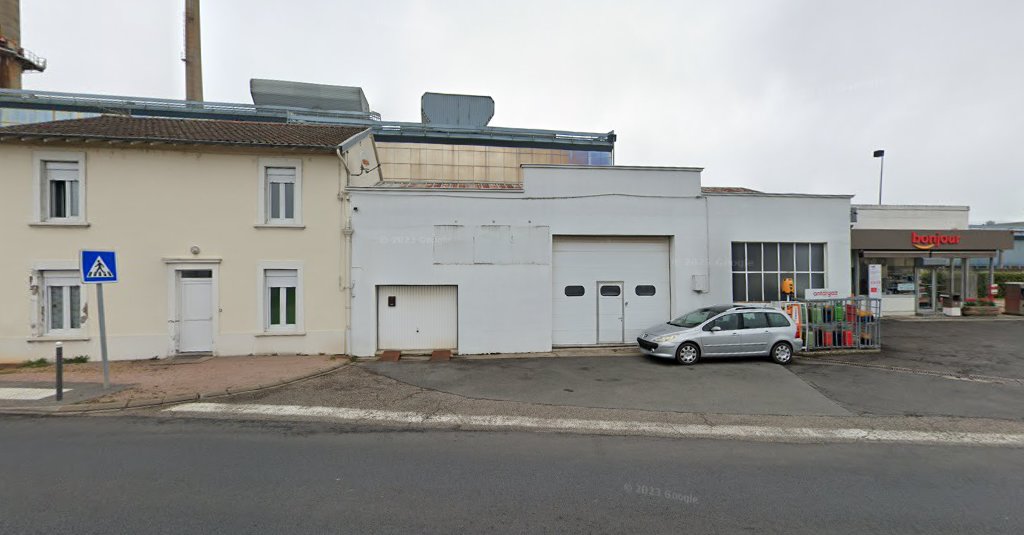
[{"x1": 911, "y1": 231, "x2": 961, "y2": 250}]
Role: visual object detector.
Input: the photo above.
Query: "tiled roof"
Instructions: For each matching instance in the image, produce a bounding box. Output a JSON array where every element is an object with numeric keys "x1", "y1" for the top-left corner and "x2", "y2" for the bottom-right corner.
[
  {"x1": 701, "y1": 186, "x2": 761, "y2": 194},
  {"x1": 0, "y1": 115, "x2": 367, "y2": 150}
]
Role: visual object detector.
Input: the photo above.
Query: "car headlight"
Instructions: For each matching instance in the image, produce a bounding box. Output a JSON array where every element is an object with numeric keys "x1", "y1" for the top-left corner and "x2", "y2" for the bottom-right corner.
[{"x1": 653, "y1": 334, "x2": 679, "y2": 343}]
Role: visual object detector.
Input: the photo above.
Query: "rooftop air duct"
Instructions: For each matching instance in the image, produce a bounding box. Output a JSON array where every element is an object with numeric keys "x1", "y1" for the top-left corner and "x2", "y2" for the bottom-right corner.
[
  {"x1": 250, "y1": 78, "x2": 371, "y2": 113},
  {"x1": 421, "y1": 92, "x2": 494, "y2": 127}
]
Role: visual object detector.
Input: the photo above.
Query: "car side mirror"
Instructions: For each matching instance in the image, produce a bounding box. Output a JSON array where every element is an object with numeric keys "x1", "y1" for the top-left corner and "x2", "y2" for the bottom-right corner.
[{"x1": 711, "y1": 326, "x2": 722, "y2": 332}]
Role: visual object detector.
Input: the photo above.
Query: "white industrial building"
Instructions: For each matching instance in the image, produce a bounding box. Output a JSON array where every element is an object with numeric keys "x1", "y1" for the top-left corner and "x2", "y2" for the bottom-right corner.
[{"x1": 348, "y1": 165, "x2": 853, "y2": 357}]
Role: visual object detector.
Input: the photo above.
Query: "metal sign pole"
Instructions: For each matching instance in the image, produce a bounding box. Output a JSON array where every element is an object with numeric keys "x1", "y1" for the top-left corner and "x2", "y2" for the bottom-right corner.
[
  {"x1": 55, "y1": 341, "x2": 64, "y2": 402},
  {"x1": 97, "y1": 283, "x2": 110, "y2": 389}
]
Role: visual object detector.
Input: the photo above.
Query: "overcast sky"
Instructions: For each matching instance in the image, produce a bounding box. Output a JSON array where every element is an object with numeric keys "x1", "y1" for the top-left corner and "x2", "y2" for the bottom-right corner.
[{"x1": 21, "y1": 0, "x2": 1024, "y2": 222}]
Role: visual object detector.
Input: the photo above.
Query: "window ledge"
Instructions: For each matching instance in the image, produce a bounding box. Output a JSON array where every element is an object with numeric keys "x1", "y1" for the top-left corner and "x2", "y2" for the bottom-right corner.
[
  {"x1": 255, "y1": 330, "x2": 306, "y2": 337},
  {"x1": 28, "y1": 335, "x2": 91, "y2": 343},
  {"x1": 29, "y1": 221, "x2": 90, "y2": 228},
  {"x1": 254, "y1": 223, "x2": 305, "y2": 229}
]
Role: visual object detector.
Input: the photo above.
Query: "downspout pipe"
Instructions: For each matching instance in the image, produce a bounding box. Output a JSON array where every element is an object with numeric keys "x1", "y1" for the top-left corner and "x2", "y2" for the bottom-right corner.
[{"x1": 334, "y1": 128, "x2": 372, "y2": 357}]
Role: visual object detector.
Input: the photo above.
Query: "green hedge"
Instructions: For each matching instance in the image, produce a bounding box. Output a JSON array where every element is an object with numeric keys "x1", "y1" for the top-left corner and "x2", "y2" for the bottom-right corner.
[{"x1": 977, "y1": 271, "x2": 1024, "y2": 298}]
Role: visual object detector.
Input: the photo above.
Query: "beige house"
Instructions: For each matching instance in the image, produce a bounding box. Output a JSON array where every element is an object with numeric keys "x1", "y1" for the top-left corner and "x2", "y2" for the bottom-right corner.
[{"x1": 0, "y1": 115, "x2": 380, "y2": 362}]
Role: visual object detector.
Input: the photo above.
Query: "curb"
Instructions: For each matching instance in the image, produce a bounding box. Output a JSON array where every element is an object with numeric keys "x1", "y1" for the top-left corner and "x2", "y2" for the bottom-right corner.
[{"x1": 0, "y1": 361, "x2": 350, "y2": 416}]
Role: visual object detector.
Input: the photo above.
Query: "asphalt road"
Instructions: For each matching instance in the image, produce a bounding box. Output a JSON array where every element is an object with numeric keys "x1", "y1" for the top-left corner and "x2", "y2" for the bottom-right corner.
[{"x1": 2, "y1": 416, "x2": 1023, "y2": 534}]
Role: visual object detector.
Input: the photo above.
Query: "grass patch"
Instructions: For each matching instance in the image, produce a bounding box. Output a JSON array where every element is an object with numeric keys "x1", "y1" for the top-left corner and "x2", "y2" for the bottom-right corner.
[
  {"x1": 20, "y1": 358, "x2": 50, "y2": 368},
  {"x1": 66, "y1": 355, "x2": 90, "y2": 364}
]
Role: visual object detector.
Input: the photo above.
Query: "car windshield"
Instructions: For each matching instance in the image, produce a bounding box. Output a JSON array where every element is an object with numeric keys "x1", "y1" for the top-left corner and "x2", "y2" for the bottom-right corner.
[{"x1": 668, "y1": 307, "x2": 727, "y2": 328}]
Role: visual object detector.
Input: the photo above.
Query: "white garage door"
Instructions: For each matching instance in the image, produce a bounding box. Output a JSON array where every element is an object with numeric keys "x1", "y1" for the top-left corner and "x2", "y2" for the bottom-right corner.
[
  {"x1": 377, "y1": 285, "x2": 458, "y2": 351},
  {"x1": 552, "y1": 237, "x2": 670, "y2": 345}
]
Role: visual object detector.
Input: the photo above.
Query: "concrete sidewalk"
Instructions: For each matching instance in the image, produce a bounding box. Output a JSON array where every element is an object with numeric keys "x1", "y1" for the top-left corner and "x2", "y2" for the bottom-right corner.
[{"x1": 0, "y1": 355, "x2": 349, "y2": 412}]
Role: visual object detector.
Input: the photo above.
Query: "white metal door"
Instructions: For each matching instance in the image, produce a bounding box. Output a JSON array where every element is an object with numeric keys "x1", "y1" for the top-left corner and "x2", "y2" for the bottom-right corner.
[
  {"x1": 178, "y1": 272, "x2": 213, "y2": 353},
  {"x1": 597, "y1": 282, "x2": 624, "y2": 344},
  {"x1": 377, "y1": 285, "x2": 457, "y2": 351},
  {"x1": 552, "y1": 237, "x2": 671, "y2": 345}
]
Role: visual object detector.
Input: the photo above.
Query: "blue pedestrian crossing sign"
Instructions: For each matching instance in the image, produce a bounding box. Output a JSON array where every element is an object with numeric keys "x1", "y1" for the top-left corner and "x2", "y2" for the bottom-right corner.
[{"x1": 80, "y1": 250, "x2": 118, "y2": 284}]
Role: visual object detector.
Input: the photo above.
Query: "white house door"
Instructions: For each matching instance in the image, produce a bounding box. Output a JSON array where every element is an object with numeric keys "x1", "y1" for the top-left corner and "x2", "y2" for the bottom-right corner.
[
  {"x1": 597, "y1": 281, "x2": 625, "y2": 344},
  {"x1": 178, "y1": 270, "x2": 213, "y2": 353}
]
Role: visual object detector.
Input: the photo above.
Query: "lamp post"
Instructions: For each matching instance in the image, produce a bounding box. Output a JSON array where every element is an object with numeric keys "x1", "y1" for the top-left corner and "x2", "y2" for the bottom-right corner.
[{"x1": 873, "y1": 149, "x2": 885, "y2": 204}]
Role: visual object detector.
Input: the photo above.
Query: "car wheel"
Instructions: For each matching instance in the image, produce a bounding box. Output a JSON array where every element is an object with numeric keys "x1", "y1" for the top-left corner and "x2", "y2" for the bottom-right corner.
[
  {"x1": 771, "y1": 342, "x2": 793, "y2": 365},
  {"x1": 675, "y1": 342, "x2": 700, "y2": 365}
]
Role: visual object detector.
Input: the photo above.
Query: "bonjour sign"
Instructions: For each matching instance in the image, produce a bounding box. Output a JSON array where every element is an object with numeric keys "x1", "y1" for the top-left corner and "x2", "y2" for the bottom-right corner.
[
  {"x1": 910, "y1": 231, "x2": 961, "y2": 250},
  {"x1": 850, "y1": 229, "x2": 1013, "y2": 252}
]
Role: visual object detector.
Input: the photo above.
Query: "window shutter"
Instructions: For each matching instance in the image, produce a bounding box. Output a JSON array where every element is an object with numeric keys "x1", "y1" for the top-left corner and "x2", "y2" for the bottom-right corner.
[
  {"x1": 45, "y1": 161, "x2": 80, "y2": 181},
  {"x1": 265, "y1": 269, "x2": 297, "y2": 287},
  {"x1": 266, "y1": 167, "x2": 296, "y2": 183}
]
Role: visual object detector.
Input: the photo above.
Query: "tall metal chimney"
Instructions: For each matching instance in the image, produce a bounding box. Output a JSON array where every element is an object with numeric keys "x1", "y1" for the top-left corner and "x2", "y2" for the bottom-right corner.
[
  {"x1": 183, "y1": 0, "x2": 203, "y2": 101},
  {"x1": 1, "y1": 0, "x2": 46, "y2": 89}
]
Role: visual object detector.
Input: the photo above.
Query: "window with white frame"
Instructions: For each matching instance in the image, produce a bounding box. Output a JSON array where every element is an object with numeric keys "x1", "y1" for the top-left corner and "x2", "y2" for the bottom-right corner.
[
  {"x1": 41, "y1": 159, "x2": 84, "y2": 222},
  {"x1": 264, "y1": 269, "x2": 299, "y2": 330},
  {"x1": 259, "y1": 160, "x2": 302, "y2": 225},
  {"x1": 41, "y1": 271, "x2": 85, "y2": 335},
  {"x1": 731, "y1": 242, "x2": 826, "y2": 302}
]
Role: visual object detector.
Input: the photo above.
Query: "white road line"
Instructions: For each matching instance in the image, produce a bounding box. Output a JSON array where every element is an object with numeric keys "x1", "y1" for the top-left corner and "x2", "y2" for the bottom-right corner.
[
  {"x1": 0, "y1": 387, "x2": 71, "y2": 400},
  {"x1": 165, "y1": 403, "x2": 1024, "y2": 447}
]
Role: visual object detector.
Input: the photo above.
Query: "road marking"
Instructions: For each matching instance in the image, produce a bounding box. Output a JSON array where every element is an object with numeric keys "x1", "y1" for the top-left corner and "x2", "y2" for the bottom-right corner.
[
  {"x1": 165, "y1": 403, "x2": 1024, "y2": 447},
  {"x1": 0, "y1": 387, "x2": 71, "y2": 400}
]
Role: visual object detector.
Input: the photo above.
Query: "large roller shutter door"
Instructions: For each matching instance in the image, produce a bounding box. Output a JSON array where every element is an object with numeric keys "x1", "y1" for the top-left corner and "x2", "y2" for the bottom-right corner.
[{"x1": 552, "y1": 237, "x2": 670, "y2": 345}]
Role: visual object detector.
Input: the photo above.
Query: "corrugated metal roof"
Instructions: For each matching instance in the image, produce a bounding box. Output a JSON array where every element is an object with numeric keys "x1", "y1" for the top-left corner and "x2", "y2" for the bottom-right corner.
[
  {"x1": 700, "y1": 186, "x2": 761, "y2": 194},
  {"x1": 370, "y1": 181, "x2": 523, "y2": 191}
]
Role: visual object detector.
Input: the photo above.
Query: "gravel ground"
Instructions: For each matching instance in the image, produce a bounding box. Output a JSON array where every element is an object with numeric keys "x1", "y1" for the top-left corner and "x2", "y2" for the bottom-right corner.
[{"x1": 0, "y1": 355, "x2": 345, "y2": 403}]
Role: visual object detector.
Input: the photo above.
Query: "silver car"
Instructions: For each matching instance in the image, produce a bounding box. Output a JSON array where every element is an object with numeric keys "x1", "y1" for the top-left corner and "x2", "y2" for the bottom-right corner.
[{"x1": 636, "y1": 304, "x2": 800, "y2": 365}]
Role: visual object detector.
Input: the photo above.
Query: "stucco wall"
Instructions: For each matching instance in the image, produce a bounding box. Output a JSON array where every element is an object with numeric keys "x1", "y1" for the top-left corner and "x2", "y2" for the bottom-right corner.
[
  {"x1": 0, "y1": 143, "x2": 360, "y2": 362},
  {"x1": 348, "y1": 167, "x2": 852, "y2": 357}
]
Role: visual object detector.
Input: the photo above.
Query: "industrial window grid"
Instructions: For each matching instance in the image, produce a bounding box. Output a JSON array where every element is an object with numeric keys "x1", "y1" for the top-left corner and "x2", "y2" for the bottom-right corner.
[{"x1": 731, "y1": 242, "x2": 826, "y2": 302}]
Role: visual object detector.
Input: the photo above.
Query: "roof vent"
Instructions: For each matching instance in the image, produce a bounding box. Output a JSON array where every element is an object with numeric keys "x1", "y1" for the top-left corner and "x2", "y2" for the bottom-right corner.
[
  {"x1": 421, "y1": 92, "x2": 494, "y2": 127},
  {"x1": 250, "y1": 79, "x2": 370, "y2": 113}
]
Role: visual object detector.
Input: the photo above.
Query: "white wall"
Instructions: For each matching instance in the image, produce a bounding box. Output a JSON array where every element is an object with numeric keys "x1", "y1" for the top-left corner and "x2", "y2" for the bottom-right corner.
[
  {"x1": 707, "y1": 194, "x2": 853, "y2": 299},
  {"x1": 348, "y1": 167, "x2": 853, "y2": 356},
  {"x1": 853, "y1": 205, "x2": 970, "y2": 230},
  {"x1": 524, "y1": 165, "x2": 702, "y2": 198}
]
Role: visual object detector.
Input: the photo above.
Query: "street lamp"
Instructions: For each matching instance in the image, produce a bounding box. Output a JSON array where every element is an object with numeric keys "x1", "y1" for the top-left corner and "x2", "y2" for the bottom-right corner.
[{"x1": 873, "y1": 149, "x2": 885, "y2": 204}]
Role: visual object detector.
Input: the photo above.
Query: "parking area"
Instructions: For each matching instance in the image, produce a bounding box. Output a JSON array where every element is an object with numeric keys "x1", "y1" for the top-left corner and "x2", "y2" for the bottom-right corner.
[
  {"x1": 812, "y1": 317, "x2": 1024, "y2": 380},
  {"x1": 788, "y1": 317, "x2": 1024, "y2": 420},
  {"x1": 364, "y1": 356, "x2": 851, "y2": 417},
  {"x1": 364, "y1": 318, "x2": 1024, "y2": 421}
]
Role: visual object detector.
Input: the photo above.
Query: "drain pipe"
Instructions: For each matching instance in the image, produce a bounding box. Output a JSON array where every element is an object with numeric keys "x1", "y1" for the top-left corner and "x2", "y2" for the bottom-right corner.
[
  {"x1": 336, "y1": 143, "x2": 355, "y2": 357},
  {"x1": 334, "y1": 128, "x2": 376, "y2": 357}
]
